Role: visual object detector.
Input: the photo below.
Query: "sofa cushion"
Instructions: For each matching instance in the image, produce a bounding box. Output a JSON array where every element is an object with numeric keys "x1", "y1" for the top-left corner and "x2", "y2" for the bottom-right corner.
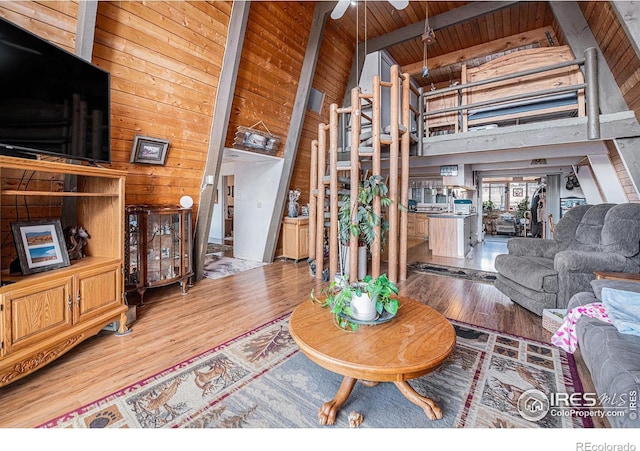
[
  {"x1": 591, "y1": 279, "x2": 640, "y2": 301},
  {"x1": 575, "y1": 316, "x2": 640, "y2": 428},
  {"x1": 554, "y1": 203, "x2": 591, "y2": 245},
  {"x1": 572, "y1": 203, "x2": 615, "y2": 248},
  {"x1": 600, "y1": 203, "x2": 640, "y2": 259},
  {"x1": 494, "y1": 254, "x2": 557, "y2": 292}
]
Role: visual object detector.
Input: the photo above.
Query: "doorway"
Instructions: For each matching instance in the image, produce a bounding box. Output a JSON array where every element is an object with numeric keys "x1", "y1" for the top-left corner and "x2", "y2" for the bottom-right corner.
[{"x1": 224, "y1": 175, "x2": 234, "y2": 244}]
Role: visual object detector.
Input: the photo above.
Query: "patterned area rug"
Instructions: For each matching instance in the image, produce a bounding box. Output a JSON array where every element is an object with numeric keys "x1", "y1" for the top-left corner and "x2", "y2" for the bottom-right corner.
[
  {"x1": 38, "y1": 313, "x2": 590, "y2": 428},
  {"x1": 409, "y1": 262, "x2": 497, "y2": 284},
  {"x1": 206, "y1": 242, "x2": 233, "y2": 254},
  {"x1": 203, "y1": 254, "x2": 266, "y2": 280}
]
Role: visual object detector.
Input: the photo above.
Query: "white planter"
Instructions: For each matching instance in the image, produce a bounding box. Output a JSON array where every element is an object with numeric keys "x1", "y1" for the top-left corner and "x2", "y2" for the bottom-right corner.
[{"x1": 350, "y1": 291, "x2": 377, "y2": 321}]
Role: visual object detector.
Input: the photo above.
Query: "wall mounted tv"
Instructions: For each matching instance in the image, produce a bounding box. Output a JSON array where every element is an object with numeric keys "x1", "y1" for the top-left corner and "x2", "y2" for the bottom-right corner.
[{"x1": 0, "y1": 17, "x2": 110, "y2": 164}]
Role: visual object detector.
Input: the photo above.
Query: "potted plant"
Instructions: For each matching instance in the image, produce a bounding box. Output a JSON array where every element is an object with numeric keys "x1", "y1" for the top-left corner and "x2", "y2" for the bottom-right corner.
[
  {"x1": 311, "y1": 273, "x2": 400, "y2": 331},
  {"x1": 482, "y1": 199, "x2": 495, "y2": 213},
  {"x1": 337, "y1": 174, "x2": 392, "y2": 280}
]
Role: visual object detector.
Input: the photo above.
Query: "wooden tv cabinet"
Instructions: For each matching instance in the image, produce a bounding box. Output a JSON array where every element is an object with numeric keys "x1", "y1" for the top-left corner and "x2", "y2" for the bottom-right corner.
[{"x1": 0, "y1": 156, "x2": 129, "y2": 388}]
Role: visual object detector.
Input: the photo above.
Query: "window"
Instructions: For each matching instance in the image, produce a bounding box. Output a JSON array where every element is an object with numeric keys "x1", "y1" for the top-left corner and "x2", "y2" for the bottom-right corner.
[{"x1": 482, "y1": 183, "x2": 506, "y2": 210}]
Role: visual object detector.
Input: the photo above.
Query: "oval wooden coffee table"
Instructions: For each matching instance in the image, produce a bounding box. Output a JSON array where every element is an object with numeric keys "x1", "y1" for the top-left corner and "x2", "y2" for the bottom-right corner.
[{"x1": 289, "y1": 297, "x2": 456, "y2": 425}]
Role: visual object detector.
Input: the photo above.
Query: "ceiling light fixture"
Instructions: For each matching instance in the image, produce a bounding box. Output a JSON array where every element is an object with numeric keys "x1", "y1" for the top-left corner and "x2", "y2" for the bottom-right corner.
[{"x1": 531, "y1": 159, "x2": 547, "y2": 165}]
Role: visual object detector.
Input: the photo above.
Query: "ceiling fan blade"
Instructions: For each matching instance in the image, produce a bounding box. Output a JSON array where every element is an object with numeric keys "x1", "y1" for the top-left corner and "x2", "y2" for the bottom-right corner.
[
  {"x1": 387, "y1": 0, "x2": 409, "y2": 10},
  {"x1": 331, "y1": 0, "x2": 351, "y2": 19}
]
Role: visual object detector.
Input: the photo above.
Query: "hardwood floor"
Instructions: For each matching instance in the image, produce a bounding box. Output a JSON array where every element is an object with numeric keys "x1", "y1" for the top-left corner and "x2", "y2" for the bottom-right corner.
[{"x1": 0, "y1": 240, "x2": 601, "y2": 428}]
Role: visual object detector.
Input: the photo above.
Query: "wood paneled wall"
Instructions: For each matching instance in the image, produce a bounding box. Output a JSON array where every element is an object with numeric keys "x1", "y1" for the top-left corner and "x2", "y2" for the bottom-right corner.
[
  {"x1": 0, "y1": 1, "x2": 78, "y2": 52},
  {"x1": 290, "y1": 10, "x2": 356, "y2": 208},
  {"x1": 580, "y1": 1, "x2": 640, "y2": 121},
  {"x1": 225, "y1": 2, "x2": 314, "y2": 160},
  {"x1": 579, "y1": 1, "x2": 640, "y2": 202},
  {"x1": 94, "y1": 1, "x2": 231, "y2": 220}
]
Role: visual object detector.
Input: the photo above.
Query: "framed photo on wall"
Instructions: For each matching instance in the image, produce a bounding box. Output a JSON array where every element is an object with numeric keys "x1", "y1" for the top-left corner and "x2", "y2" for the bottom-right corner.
[
  {"x1": 130, "y1": 135, "x2": 171, "y2": 165},
  {"x1": 11, "y1": 219, "x2": 70, "y2": 275}
]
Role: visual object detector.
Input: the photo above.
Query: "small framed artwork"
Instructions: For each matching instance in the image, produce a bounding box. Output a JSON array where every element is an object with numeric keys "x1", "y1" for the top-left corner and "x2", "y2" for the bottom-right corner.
[
  {"x1": 130, "y1": 135, "x2": 170, "y2": 165},
  {"x1": 11, "y1": 219, "x2": 70, "y2": 275},
  {"x1": 512, "y1": 188, "x2": 524, "y2": 197}
]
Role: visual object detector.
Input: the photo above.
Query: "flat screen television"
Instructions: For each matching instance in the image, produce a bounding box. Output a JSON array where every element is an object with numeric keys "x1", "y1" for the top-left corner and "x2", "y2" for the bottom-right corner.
[{"x1": 0, "y1": 16, "x2": 110, "y2": 164}]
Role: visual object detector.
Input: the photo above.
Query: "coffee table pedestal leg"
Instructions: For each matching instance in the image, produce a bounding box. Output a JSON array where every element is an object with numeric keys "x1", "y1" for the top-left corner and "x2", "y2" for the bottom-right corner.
[
  {"x1": 394, "y1": 381, "x2": 442, "y2": 420},
  {"x1": 318, "y1": 376, "x2": 357, "y2": 425}
]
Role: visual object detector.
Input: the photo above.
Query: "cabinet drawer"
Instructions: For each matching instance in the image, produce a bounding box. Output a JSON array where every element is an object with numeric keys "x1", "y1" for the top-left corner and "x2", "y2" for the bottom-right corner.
[{"x1": 1, "y1": 277, "x2": 73, "y2": 355}]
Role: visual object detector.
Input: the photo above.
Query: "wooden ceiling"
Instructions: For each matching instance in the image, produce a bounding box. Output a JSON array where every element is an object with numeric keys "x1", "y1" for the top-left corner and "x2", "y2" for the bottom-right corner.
[{"x1": 329, "y1": 1, "x2": 560, "y2": 87}]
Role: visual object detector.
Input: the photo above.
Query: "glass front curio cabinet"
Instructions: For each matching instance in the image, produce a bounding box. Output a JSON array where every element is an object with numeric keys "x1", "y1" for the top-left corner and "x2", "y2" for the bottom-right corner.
[{"x1": 125, "y1": 205, "x2": 193, "y2": 306}]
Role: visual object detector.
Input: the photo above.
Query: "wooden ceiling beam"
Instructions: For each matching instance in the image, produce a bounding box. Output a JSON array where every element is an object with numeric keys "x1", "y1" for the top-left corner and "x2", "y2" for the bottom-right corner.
[
  {"x1": 402, "y1": 26, "x2": 556, "y2": 78},
  {"x1": 365, "y1": 1, "x2": 519, "y2": 54}
]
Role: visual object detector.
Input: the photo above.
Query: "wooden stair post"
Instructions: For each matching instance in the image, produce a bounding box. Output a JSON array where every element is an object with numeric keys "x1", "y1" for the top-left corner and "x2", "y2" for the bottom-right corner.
[
  {"x1": 348, "y1": 86, "x2": 362, "y2": 283},
  {"x1": 308, "y1": 65, "x2": 411, "y2": 285},
  {"x1": 308, "y1": 139, "x2": 318, "y2": 269},
  {"x1": 314, "y1": 122, "x2": 328, "y2": 280},
  {"x1": 399, "y1": 72, "x2": 412, "y2": 281},
  {"x1": 329, "y1": 103, "x2": 339, "y2": 281}
]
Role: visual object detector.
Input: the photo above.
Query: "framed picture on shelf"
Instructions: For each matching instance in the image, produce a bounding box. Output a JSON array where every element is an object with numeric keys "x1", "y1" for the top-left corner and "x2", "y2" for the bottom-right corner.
[
  {"x1": 11, "y1": 219, "x2": 70, "y2": 275},
  {"x1": 130, "y1": 135, "x2": 171, "y2": 165}
]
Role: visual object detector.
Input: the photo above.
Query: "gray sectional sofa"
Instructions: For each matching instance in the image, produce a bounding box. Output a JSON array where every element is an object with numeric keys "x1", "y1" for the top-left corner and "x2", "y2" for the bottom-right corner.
[
  {"x1": 568, "y1": 278, "x2": 640, "y2": 428},
  {"x1": 494, "y1": 203, "x2": 640, "y2": 316}
]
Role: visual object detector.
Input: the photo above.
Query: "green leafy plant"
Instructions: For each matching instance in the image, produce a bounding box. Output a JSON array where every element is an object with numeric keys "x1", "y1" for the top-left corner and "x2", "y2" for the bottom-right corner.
[
  {"x1": 482, "y1": 199, "x2": 495, "y2": 212},
  {"x1": 515, "y1": 197, "x2": 529, "y2": 220},
  {"x1": 310, "y1": 273, "x2": 399, "y2": 331},
  {"x1": 338, "y1": 175, "x2": 393, "y2": 251}
]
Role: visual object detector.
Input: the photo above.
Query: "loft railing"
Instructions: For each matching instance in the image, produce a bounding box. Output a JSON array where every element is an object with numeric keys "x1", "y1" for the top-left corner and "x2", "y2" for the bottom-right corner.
[{"x1": 415, "y1": 47, "x2": 599, "y2": 156}]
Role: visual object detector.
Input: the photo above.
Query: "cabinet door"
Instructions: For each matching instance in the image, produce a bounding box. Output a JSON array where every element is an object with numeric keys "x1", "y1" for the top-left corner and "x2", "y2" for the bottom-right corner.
[
  {"x1": 282, "y1": 221, "x2": 296, "y2": 258},
  {"x1": 124, "y1": 210, "x2": 142, "y2": 290},
  {"x1": 416, "y1": 216, "x2": 428, "y2": 238},
  {"x1": 74, "y1": 263, "x2": 121, "y2": 324},
  {"x1": 298, "y1": 223, "x2": 309, "y2": 259},
  {"x1": 146, "y1": 211, "x2": 182, "y2": 285},
  {"x1": 181, "y1": 210, "x2": 193, "y2": 277},
  {"x1": 1, "y1": 277, "x2": 73, "y2": 355}
]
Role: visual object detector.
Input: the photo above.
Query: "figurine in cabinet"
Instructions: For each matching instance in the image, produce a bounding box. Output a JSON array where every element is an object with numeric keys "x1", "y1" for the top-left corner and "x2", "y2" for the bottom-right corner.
[{"x1": 64, "y1": 225, "x2": 91, "y2": 260}]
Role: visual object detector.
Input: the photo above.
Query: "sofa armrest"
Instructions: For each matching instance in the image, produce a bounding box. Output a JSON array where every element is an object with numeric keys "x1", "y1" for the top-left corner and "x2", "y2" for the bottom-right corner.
[
  {"x1": 507, "y1": 237, "x2": 562, "y2": 257},
  {"x1": 590, "y1": 278, "x2": 640, "y2": 301},
  {"x1": 554, "y1": 250, "x2": 635, "y2": 274}
]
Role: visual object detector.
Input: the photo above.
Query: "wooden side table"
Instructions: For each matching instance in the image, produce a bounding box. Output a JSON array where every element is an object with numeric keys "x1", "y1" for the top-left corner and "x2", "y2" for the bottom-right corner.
[{"x1": 594, "y1": 271, "x2": 640, "y2": 282}]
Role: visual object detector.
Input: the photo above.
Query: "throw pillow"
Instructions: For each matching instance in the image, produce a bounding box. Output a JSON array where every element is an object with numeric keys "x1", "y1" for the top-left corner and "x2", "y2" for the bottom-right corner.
[{"x1": 601, "y1": 287, "x2": 640, "y2": 337}]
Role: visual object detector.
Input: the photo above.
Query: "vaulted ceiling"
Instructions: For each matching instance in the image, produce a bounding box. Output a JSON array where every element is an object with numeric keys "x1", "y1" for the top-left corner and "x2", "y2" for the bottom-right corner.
[
  {"x1": 336, "y1": 0, "x2": 558, "y2": 86},
  {"x1": 330, "y1": 1, "x2": 559, "y2": 88}
]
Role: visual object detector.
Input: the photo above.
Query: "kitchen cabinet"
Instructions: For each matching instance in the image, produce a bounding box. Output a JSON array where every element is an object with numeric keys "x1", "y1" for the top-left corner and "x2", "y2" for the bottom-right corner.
[
  {"x1": 125, "y1": 205, "x2": 193, "y2": 306},
  {"x1": 407, "y1": 213, "x2": 429, "y2": 241},
  {"x1": 282, "y1": 216, "x2": 309, "y2": 261}
]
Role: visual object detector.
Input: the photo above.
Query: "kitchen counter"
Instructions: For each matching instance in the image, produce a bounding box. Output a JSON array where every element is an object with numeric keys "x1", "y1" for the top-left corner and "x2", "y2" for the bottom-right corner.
[
  {"x1": 428, "y1": 213, "x2": 478, "y2": 258},
  {"x1": 426, "y1": 213, "x2": 476, "y2": 219}
]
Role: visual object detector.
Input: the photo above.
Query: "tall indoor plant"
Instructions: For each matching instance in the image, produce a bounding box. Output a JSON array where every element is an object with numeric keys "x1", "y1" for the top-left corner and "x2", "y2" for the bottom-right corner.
[{"x1": 337, "y1": 174, "x2": 392, "y2": 279}]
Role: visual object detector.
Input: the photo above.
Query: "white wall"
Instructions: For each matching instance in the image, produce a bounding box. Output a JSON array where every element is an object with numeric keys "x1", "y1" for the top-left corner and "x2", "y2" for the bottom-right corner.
[{"x1": 233, "y1": 159, "x2": 284, "y2": 261}]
